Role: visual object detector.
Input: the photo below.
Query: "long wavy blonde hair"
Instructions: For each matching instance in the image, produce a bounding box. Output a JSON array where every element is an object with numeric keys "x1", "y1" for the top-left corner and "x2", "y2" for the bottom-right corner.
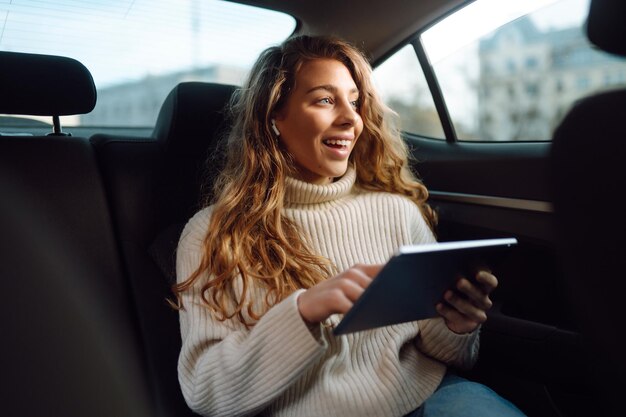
[{"x1": 173, "y1": 35, "x2": 437, "y2": 326}]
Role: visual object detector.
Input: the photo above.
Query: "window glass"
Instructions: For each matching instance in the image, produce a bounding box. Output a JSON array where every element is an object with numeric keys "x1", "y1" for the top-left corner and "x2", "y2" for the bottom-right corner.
[
  {"x1": 373, "y1": 45, "x2": 444, "y2": 139},
  {"x1": 421, "y1": 0, "x2": 626, "y2": 141},
  {"x1": 0, "y1": 0, "x2": 296, "y2": 128}
]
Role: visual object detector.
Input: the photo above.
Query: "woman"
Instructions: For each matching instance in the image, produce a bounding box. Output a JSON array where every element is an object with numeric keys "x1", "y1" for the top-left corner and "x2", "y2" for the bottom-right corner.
[{"x1": 174, "y1": 35, "x2": 524, "y2": 417}]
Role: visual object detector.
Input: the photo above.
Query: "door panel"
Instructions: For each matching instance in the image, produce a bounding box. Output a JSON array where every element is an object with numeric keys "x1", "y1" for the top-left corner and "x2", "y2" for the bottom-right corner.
[
  {"x1": 411, "y1": 138, "x2": 552, "y2": 201},
  {"x1": 407, "y1": 135, "x2": 594, "y2": 416}
]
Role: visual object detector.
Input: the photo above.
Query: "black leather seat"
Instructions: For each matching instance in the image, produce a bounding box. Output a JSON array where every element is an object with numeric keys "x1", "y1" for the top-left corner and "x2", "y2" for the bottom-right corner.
[
  {"x1": 91, "y1": 81, "x2": 236, "y2": 417},
  {"x1": 550, "y1": 1, "x2": 626, "y2": 416},
  {"x1": 0, "y1": 51, "x2": 153, "y2": 416}
]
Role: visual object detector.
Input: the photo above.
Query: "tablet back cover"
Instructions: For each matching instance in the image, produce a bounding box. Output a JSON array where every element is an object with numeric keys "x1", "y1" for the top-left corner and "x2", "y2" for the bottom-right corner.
[{"x1": 333, "y1": 238, "x2": 517, "y2": 335}]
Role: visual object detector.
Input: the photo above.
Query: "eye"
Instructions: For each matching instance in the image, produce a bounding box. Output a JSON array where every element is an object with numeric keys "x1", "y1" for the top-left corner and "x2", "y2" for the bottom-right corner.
[
  {"x1": 318, "y1": 97, "x2": 332, "y2": 105},
  {"x1": 350, "y1": 99, "x2": 359, "y2": 109}
]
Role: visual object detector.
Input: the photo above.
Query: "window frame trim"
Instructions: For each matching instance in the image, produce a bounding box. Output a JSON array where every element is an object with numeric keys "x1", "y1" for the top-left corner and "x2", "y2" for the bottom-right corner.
[{"x1": 411, "y1": 38, "x2": 458, "y2": 143}]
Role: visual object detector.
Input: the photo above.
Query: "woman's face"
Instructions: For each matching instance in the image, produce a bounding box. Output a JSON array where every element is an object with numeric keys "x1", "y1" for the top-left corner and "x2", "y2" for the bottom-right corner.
[{"x1": 274, "y1": 58, "x2": 364, "y2": 185}]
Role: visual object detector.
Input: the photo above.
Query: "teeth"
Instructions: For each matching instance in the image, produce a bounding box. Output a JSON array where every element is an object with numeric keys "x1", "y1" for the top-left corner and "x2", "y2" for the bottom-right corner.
[{"x1": 324, "y1": 139, "x2": 350, "y2": 146}]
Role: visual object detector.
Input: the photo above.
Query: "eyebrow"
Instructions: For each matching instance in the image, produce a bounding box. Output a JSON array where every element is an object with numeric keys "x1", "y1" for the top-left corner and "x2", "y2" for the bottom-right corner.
[{"x1": 305, "y1": 84, "x2": 359, "y2": 95}]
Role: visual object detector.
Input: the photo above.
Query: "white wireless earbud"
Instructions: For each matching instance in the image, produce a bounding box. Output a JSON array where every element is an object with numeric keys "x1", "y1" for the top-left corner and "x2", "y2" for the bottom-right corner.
[{"x1": 271, "y1": 119, "x2": 280, "y2": 136}]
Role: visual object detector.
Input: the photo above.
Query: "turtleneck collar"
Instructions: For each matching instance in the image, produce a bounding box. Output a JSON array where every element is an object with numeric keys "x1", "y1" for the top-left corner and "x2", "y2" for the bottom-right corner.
[{"x1": 285, "y1": 166, "x2": 357, "y2": 205}]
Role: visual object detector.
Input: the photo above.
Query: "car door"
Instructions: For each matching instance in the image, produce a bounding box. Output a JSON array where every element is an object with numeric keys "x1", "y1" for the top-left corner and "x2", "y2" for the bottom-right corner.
[{"x1": 373, "y1": 0, "x2": 619, "y2": 415}]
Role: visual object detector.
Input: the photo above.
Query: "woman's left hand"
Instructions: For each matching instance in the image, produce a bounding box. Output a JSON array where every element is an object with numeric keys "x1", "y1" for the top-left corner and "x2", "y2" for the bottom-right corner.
[{"x1": 436, "y1": 270, "x2": 498, "y2": 334}]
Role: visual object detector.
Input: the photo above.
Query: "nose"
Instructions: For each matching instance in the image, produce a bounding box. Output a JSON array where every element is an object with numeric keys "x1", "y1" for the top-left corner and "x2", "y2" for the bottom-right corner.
[{"x1": 335, "y1": 98, "x2": 359, "y2": 127}]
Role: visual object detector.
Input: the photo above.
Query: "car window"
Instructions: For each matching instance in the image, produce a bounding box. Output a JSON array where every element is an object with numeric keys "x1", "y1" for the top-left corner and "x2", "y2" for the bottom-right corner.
[
  {"x1": 0, "y1": 0, "x2": 296, "y2": 128},
  {"x1": 373, "y1": 45, "x2": 444, "y2": 139},
  {"x1": 419, "y1": 0, "x2": 626, "y2": 142}
]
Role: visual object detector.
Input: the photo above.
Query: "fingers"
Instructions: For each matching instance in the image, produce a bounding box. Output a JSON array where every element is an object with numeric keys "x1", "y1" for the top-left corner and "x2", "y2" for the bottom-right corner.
[
  {"x1": 353, "y1": 263, "x2": 383, "y2": 279},
  {"x1": 344, "y1": 265, "x2": 376, "y2": 287},
  {"x1": 443, "y1": 289, "x2": 488, "y2": 323},
  {"x1": 334, "y1": 274, "x2": 368, "y2": 303},
  {"x1": 436, "y1": 270, "x2": 498, "y2": 334},
  {"x1": 454, "y1": 270, "x2": 497, "y2": 307},
  {"x1": 475, "y1": 270, "x2": 498, "y2": 293},
  {"x1": 436, "y1": 302, "x2": 481, "y2": 335},
  {"x1": 324, "y1": 288, "x2": 355, "y2": 314},
  {"x1": 329, "y1": 264, "x2": 379, "y2": 303},
  {"x1": 455, "y1": 277, "x2": 493, "y2": 310},
  {"x1": 297, "y1": 264, "x2": 381, "y2": 324}
]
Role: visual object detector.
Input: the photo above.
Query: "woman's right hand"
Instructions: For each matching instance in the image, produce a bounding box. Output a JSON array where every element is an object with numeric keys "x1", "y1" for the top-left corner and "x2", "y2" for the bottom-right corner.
[{"x1": 297, "y1": 264, "x2": 383, "y2": 324}]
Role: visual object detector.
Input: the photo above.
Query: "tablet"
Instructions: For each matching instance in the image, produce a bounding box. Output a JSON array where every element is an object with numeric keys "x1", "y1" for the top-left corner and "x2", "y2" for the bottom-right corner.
[{"x1": 333, "y1": 237, "x2": 518, "y2": 335}]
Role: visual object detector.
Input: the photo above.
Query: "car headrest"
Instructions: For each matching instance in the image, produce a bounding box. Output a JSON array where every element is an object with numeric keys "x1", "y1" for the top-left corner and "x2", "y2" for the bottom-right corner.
[
  {"x1": 587, "y1": 0, "x2": 626, "y2": 56},
  {"x1": 0, "y1": 51, "x2": 97, "y2": 116},
  {"x1": 152, "y1": 82, "x2": 237, "y2": 155}
]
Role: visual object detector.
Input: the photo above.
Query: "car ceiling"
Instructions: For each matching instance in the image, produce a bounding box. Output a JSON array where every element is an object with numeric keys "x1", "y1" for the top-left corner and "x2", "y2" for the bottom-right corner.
[{"x1": 229, "y1": 0, "x2": 470, "y2": 62}]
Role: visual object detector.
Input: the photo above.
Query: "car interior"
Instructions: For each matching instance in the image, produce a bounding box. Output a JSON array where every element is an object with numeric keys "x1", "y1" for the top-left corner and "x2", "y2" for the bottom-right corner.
[{"x1": 1, "y1": 0, "x2": 624, "y2": 416}]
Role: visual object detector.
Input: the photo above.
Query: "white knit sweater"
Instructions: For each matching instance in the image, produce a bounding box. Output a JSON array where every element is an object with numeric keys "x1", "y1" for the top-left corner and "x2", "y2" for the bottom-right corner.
[{"x1": 176, "y1": 167, "x2": 480, "y2": 417}]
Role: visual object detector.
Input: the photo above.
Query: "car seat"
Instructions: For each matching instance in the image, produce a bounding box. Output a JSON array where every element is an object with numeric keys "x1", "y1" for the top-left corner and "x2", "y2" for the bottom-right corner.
[
  {"x1": 91, "y1": 81, "x2": 236, "y2": 417},
  {"x1": 0, "y1": 51, "x2": 153, "y2": 417},
  {"x1": 550, "y1": 1, "x2": 626, "y2": 416},
  {"x1": 0, "y1": 51, "x2": 96, "y2": 136}
]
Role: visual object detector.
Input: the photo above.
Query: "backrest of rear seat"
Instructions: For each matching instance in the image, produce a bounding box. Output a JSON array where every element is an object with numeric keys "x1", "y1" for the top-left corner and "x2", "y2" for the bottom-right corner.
[
  {"x1": 0, "y1": 136, "x2": 133, "y2": 309},
  {"x1": 90, "y1": 81, "x2": 236, "y2": 417},
  {"x1": 1, "y1": 51, "x2": 153, "y2": 415},
  {"x1": 1, "y1": 137, "x2": 153, "y2": 417}
]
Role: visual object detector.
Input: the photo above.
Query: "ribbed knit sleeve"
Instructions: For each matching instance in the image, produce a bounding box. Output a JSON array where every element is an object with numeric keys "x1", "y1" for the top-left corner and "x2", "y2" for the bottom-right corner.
[
  {"x1": 416, "y1": 318, "x2": 480, "y2": 369},
  {"x1": 176, "y1": 209, "x2": 327, "y2": 417}
]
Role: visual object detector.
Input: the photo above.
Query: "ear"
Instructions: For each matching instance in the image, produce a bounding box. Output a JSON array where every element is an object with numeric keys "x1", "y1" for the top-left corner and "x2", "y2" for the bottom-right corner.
[{"x1": 273, "y1": 106, "x2": 286, "y2": 120}]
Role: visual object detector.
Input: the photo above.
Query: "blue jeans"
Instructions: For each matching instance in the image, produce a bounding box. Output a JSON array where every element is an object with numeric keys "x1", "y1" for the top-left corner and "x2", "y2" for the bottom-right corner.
[{"x1": 404, "y1": 373, "x2": 526, "y2": 417}]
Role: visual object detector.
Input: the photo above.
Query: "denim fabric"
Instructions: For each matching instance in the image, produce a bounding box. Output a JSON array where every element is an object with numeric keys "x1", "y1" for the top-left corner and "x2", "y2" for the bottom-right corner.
[{"x1": 404, "y1": 374, "x2": 526, "y2": 417}]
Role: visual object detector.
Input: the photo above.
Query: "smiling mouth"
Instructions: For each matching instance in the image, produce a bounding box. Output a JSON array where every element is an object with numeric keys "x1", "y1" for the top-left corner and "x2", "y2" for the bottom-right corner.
[{"x1": 322, "y1": 138, "x2": 351, "y2": 149}]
